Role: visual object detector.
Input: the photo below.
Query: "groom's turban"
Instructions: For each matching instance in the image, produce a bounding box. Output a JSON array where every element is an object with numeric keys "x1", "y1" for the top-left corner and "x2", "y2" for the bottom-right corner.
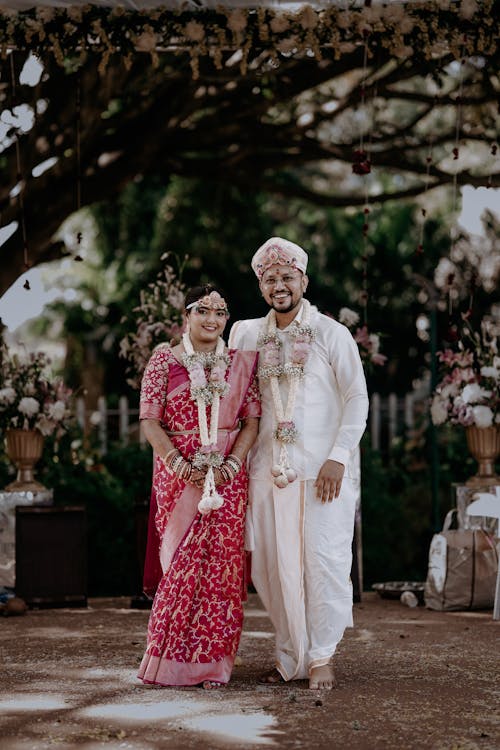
[{"x1": 251, "y1": 237, "x2": 308, "y2": 279}]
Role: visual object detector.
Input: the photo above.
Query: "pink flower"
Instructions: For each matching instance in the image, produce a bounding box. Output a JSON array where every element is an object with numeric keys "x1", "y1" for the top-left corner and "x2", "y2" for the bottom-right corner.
[
  {"x1": 200, "y1": 443, "x2": 219, "y2": 454},
  {"x1": 371, "y1": 353, "x2": 387, "y2": 366},
  {"x1": 262, "y1": 343, "x2": 281, "y2": 367},
  {"x1": 189, "y1": 364, "x2": 206, "y2": 387},
  {"x1": 354, "y1": 326, "x2": 371, "y2": 348},
  {"x1": 292, "y1": 341, "x2": 310, "y2": 365},
  {"x1": 209, "y1": 364, "x2": 226, "y2": 383},
  {"x1": 438, "y1": 349, "x2": 473, "y2": 368},
  {"x1": 277, "y1": 421, "x2": 294, "y2": 430}
]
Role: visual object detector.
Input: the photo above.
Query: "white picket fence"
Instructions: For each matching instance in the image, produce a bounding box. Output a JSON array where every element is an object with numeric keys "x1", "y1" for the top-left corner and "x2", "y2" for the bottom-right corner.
[{"x1": 76, "y1": 386, "x2": 430, "y2": 455}]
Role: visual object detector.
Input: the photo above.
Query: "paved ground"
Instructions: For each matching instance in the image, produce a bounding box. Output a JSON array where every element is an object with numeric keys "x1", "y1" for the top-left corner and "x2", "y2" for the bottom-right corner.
[{"x1": 1, "y1": 593, "x2": 499, "y2": 750}]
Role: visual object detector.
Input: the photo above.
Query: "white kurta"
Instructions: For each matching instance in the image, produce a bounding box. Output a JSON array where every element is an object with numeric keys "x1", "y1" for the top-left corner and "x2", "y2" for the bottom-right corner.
[{"x1": 229, "y1": 302, "x2": 369, "y2": 680}]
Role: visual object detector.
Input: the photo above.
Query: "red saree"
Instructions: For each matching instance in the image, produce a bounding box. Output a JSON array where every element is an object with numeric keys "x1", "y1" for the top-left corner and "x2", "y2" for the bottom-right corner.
[{"x1": 137, "y1": 344, "x2": 260, "y2": 686}]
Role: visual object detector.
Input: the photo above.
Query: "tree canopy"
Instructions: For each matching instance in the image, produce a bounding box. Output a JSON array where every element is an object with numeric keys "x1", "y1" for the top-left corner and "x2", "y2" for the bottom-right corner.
[{"x1": 0, "y1": 1, "x2": 499, "y2": 294}]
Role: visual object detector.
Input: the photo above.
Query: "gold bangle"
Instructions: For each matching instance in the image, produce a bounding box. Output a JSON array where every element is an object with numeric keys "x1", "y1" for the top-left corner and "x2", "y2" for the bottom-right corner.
[{"x1": 163, "y1": 447, "x2": 178, "y2": 465}]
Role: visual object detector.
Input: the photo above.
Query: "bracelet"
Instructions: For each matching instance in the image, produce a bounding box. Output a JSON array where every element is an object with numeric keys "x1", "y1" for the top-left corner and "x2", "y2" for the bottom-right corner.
[
  {"x1": 225, "y1": 454, "x2": 242, "y2": 474},
  {"x1": 178, "y1": 460, "x2": 193, "y2": 482},
  {"x1": 163, "y1": 447, "x2": 178, "y2": 466},
  {"x1": 163, "y1": 449, "x2": 192, "y2": 482},
  {"x1": 217, "y1": 454, "x2": 242, "y2": 484},
  {"x1": 218, "y1": 465, "x2": 233, "y2": 483}
]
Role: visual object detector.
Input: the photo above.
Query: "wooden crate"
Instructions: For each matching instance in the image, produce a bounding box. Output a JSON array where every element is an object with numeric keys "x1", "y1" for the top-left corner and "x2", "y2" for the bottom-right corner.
[{"x1": 15, "y1": 505, "x2": 87, "y2": 608}]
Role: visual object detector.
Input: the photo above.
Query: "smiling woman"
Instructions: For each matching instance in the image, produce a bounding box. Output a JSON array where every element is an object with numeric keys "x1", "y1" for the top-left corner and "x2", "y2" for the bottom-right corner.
[{"x1": 136, "y1": 282, "x2": 261, "y2": 689}]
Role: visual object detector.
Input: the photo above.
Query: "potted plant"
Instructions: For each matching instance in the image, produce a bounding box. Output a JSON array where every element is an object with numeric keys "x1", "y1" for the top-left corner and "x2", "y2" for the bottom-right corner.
[
  {"x1": 430, "y1": 314, "x2": 500, "y2": 486},
  {"x1": 0, "y1": 342, "x2": 72, "y2": 492}
]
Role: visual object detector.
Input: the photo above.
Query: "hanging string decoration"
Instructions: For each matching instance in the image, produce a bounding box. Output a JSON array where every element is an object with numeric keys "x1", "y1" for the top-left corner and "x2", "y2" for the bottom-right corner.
[
  {"x1": 352, "y1": 35, "x2": 373, "y2": 324},
  {"x1": 8, "y1": 51, "x2": 31, "y2": 289},
  {"x1": 74, "y1": 70, "x2": 83, "y2": 262},
  {"x1": 416, "y1": 137, "x2": 435, "y2": 256},
  {"x1": 447, "y1": 37, "x2": 466, "y2": 318}
]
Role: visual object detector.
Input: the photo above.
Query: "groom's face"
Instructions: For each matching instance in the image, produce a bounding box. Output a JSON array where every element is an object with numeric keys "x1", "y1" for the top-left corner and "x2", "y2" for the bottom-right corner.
[{"x1": 259, "y1": 264, "x2": 308, "y2": 315}]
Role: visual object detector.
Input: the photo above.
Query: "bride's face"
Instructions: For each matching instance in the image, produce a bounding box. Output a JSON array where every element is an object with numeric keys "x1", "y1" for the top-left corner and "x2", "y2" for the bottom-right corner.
[{"x1": 186, "y1": 303, "x2": 228, "y2": 348}]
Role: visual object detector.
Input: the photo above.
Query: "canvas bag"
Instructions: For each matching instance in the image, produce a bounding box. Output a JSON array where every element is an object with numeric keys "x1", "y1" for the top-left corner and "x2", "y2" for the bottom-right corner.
[{"x1": 424, "y1": 509, "x2": 499, "y2": 611}]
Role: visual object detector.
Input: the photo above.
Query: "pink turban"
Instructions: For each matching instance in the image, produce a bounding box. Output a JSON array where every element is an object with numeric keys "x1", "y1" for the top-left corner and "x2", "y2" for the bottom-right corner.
[{"x1": 251, "y1": 237, "x2": 308, "y2": 279}]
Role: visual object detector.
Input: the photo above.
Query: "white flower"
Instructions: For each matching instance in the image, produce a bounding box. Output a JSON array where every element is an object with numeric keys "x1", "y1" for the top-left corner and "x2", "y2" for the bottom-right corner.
[
  {"x1": 480, "y1": 366, "x2": 499, "y2": 379},
  {"x1": 47, "y1": 400, "x2": 67, "y2": 421},
  {"x1": 338, "y1": 307, "x2": 360, "y2": 327},
  {"x1": 441, "y1": 383, "x2": 459, "y2": 399},
  {"x1": 369, "y1": 333, "x2": 380, "y2": 354},
  {"x1": 36, "y1": 415, "x2": 55, "y2": 436},
  {"x1": 14, "y1": 351, "x2": 30, "y2": 367},
  {"x1": 0, "y1": 387, "x2": 16, "y2": 405},
  {"x1": 462, "y1": 383, "x2": 491, "y2": 404},
  {"x1": 434, "y1": 257, "x2": 459, "y2": 291},
  {"x1": 431, "y1": 396, "x2": 449, "y2": 425},
  {"x1": 89, "y1": 411, "x2": 102, "y2": 426},
  {"x1": 18, "y1": 397, "x2": 40, "y2": 417},
  {"x1": 472, "y1": 405, "x2": 494, "y2": 428}
]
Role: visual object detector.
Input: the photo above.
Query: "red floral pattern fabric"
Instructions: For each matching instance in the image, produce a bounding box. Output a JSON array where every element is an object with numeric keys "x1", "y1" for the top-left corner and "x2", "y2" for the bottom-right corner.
[{"x1": 138, "y1": 345, "x2": 260, "y2": 686}]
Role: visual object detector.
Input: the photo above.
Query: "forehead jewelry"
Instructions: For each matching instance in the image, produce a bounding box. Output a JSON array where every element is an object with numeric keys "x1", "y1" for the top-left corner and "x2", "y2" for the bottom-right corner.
[{"x1": 186, "y1": 290, "x2": 228, "y2": 313}]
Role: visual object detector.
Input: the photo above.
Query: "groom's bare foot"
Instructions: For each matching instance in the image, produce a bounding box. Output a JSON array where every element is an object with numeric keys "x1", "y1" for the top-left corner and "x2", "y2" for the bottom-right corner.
[
  {"x1": 258, "y1": 668, "x2": 284, "y2": 685},
  {"x1": 309, "y1": 664, "x2": 336, "y2": 690}
]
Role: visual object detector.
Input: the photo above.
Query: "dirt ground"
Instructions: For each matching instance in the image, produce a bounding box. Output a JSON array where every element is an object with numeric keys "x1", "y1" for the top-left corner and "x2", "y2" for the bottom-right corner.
[{"x1": 1, "y1": 592, "x2": 499, "y2": 750}]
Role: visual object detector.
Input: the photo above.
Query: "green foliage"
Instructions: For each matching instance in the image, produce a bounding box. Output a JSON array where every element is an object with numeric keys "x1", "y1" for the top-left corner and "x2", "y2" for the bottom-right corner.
[
  {"x1": 361, "y1": 425, "x2": 476, "y2": 589},
  {"x1": 361, "y1": 438, "x2": 432, "y2": 587},
  {"x1": 37, "y1": 174, "x2": 457, "y2": 399},
  {"x1": 151, "y1": 177, "x2": 275, "y2": 321}
]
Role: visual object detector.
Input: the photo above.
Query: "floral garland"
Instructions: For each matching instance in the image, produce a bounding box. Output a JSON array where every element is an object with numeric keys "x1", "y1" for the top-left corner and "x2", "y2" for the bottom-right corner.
[
  {"x1": 257, "y1": 299, "x2": 316, "y2": 488},
  {"x1": 181, "y1": 332, "x2": 230, "y2": 514},
  {"x1": 0, "y1": 2, "x2": 497, "y2": 78}
]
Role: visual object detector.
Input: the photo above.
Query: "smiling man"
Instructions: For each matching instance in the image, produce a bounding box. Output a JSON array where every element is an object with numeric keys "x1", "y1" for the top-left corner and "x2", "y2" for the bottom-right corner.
[{"x1": 229, "y1": 237, "x2": 369, "y2": 691}]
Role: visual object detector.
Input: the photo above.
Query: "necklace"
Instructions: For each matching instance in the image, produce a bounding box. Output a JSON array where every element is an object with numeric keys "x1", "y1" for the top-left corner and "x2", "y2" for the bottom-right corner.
[
  {"x1": 257, "y1": 299, "x2": 316, "y2": 488},
  {"x1": 181, "y1": 333, "x2": 230, "y2": 514}
]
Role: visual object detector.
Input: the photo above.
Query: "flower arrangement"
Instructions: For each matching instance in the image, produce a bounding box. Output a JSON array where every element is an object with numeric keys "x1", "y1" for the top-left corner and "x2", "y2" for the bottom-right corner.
[
  {"x1": 430, "y1": 315, "x2": 500, "y2": 428},
  {"x1": 337, "y1": 307, "x2": 387, "y2": 368},
  {"x1": 0, "y1": 2, "x2": 496, "y2": 78},
  {"x1": 0, "y1": 344, "x2": 72, "y2": 437},
  {"x1": 119, "y1": 255, "x2": 186, "y2": 389}
]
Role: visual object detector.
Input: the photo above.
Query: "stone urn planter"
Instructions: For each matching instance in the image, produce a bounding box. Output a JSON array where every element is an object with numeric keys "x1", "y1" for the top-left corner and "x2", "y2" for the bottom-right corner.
[
  {"x1": 465, "y1": 425, "x2": 500, "y2": 487},
  {"x1": 4, "y1": 429, "x2": 46, "y2": 492}
]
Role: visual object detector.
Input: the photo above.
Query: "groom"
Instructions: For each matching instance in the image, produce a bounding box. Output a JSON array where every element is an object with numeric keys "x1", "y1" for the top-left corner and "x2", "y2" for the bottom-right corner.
[{"x1": 229, "y1": 237, "x2": 368, "y2": 690}]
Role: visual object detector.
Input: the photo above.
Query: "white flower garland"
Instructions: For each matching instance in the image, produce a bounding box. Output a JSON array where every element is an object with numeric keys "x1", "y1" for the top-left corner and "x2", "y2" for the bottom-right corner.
[
  {"x1": 181, "y1": 333, "x2": 230, "y2": 514},
  {"x1": 257, "y1": 299, "x2": 316, "y2": 488}
]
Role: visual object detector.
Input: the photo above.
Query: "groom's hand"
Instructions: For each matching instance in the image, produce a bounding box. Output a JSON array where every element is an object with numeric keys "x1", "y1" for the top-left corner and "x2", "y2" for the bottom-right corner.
[{"x1": 314, "y1": 460, "x2": 345, "y2": 503}]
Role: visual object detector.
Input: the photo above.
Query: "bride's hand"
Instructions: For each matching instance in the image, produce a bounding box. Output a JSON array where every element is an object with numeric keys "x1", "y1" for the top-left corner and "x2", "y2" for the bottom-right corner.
[
  {"x1": 213, "y1": 467, "x2": 226, "y2": 487},
  {"x1": 190, "y1": 467, "x2": 206, "y2": 488}
]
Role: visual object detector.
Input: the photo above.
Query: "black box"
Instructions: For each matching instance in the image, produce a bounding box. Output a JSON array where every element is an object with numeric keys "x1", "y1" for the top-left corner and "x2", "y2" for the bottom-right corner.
[{"x1": 15, "y1": 505, "x2": 87, "y2": 608}]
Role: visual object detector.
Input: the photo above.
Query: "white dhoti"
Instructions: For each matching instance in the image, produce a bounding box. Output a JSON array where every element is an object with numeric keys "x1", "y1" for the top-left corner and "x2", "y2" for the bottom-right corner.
[{"x1": 247, "y1": 476, "x2": 357, "y2": 681}]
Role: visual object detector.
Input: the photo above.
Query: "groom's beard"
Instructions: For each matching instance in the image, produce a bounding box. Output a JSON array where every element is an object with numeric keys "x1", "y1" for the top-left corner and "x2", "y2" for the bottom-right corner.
[{"x1": 270, "y1": 294, "x2": 303, "y2": 315}]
